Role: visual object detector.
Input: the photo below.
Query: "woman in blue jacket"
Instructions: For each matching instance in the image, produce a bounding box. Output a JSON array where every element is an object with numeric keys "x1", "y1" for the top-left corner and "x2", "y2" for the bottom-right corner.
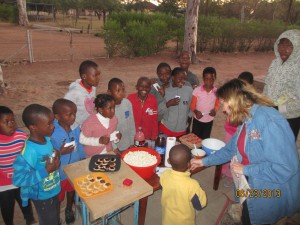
[{"x1": 191, "y1": 79, "x2": 300, "y2": 225}]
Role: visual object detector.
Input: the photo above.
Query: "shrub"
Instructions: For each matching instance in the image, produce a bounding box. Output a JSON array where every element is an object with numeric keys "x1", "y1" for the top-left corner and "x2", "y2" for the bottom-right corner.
[
  {"x1": 0, "y1": 4, "x2": 18, "y2": 23},
  {"x1": 100, "y1": 12, "x2": 179, "y2": 57},
  {"x1": 196, "y1": 16, "x2": 300, "y2": 53},
  {"x1": 100, "y1": 12, "x2": 300, "y2": 57}
]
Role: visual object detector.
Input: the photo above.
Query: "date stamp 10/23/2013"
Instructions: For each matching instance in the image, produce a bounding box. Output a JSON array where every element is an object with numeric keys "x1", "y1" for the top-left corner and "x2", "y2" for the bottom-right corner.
[{"x1": 236, "y1": 189, "x2": 281, "y2": 198}]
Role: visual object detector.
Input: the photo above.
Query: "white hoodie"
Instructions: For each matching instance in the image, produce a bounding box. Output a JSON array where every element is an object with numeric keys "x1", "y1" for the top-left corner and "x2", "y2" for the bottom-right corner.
[
  {"x1": 264, "y1": 29, "x2": 300, "y2": 119},
  {"x1": 64, "y1": 79, "x2": 96, "y2": 129}
]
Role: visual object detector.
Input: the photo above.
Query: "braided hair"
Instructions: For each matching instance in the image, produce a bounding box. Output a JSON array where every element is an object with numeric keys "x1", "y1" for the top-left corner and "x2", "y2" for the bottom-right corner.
[{"x1": 94, "y1": 94, "x2": 114, "y2": 109}]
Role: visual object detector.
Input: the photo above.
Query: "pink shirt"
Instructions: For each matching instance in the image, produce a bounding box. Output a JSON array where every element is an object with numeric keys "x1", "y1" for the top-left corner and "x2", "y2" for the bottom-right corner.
[
  {"x1": 81, "y1": 113, "x2": 117, "y2": 157},
  {"x1": 192, "y1": 84, "x2": 218, "y2": 123}
]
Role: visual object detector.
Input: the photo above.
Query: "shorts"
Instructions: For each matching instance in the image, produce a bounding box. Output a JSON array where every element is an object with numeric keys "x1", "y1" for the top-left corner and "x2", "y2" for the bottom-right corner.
[{"x1": 58, "y1": 179, "x2": 74, "y2": 202}]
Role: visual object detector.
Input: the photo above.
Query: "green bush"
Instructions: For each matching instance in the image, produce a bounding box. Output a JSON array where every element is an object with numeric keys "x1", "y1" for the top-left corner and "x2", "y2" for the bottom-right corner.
[
  {"x1": 100, "y1": 12, "x2": 300, "y2": 57},
  {"x1": 0, "y1": 4, "x2": 18, "y2": 23},
  {"x1": 196, "y1": 16, "x2": 299, "y2": 53},
  {"x1": 100, "y1": 12, "x2": 180, "y2": 57}
]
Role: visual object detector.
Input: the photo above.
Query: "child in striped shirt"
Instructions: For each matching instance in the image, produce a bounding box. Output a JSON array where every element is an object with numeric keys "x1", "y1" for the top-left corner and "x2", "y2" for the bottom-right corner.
[
  {"x1": 190, "y1": 67, "x2": 219, "y2": 140},
  {"x1": 0, "y1": 106, "x2": 36, "y2": 225}
]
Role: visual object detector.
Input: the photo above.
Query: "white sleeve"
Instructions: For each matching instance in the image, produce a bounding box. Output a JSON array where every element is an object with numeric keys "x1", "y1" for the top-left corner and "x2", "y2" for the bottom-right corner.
[{"x1": 79, "y1": 132, "x2": 104, "y2": 147}]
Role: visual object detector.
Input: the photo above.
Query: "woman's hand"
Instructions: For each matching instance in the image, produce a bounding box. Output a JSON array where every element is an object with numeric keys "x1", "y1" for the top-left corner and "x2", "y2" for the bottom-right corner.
[
  {"x1": 232, "y1": 162, "x2": 244, "y2": 175},
  {"x1": 190, "y1": 158, "x2": 204, "y2": 170}
]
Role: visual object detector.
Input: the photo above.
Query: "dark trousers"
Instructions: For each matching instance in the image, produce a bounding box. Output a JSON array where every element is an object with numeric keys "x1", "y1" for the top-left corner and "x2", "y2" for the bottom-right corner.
[
  {"x1": 192, "y1": 118, "x2": 213, "y2": 140},
  {"x1": 0, "y1": 188, "x2": 34, "y2": 225},
  {"x1": 287, "y1": 117, "x2": 300, "y2": 141},
  {"x1": 242, "y1": 200, "x2": 270, "y2": 225},
  {"x1": 186, "y1": 117, "x2": 192, "y2": 134},
  {"x1": 32, "y1": 195, "x2": 60, "y2": 225}
]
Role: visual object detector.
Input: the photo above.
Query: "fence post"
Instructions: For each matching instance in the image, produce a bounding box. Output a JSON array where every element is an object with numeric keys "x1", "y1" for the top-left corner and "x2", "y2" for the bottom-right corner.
[
  {"x1": 69, "y1": 31, "x2": 73, "y2": 62},
  {"x1": 27, "y1": 30, "x2": 34, "y2": 63}
]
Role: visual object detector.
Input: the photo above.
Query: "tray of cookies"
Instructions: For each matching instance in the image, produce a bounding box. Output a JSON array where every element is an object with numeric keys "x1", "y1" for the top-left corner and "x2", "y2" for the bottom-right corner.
[
  {"x1": 89, "y1": 154, "x2": 121, "y2": 172},
  {"x1": 73, "y1": 172, "x2": 113, "y2": 198}
]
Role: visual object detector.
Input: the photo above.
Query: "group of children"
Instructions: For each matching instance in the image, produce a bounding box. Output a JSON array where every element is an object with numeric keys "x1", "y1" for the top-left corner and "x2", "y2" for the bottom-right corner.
[{"x1": 0, "y1": 52, "x2": 255, "y2": 225}]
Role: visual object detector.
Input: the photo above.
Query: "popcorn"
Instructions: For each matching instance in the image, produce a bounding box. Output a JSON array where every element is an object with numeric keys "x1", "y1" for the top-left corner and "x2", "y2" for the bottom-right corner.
[{"x1": 123, "y1": 151, "x2": 157, "y2": 167}]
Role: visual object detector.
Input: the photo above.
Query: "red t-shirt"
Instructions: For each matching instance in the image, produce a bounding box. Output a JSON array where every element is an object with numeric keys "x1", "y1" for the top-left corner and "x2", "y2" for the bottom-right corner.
[{"x1": 237, "y1": 124, "x2": 250, "y2": 165}]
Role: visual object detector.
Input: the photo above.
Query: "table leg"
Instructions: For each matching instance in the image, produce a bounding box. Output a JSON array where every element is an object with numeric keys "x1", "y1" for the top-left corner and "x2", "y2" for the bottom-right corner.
[
  {"x1": 213, "y1": 165, "x2": 222, "y2": 190},
  {"x1": 81, "y1": 201, "x2": 88, "y2": 225},
  {"x1": 134, "y1": 200, "x2": 139, "y2": 225},
  {"x1": 138, "y1": 196, "x2": 148, "y2": 225},
  {"x1": 75, "y1": 193, "x2": 79, "y2": 220}
]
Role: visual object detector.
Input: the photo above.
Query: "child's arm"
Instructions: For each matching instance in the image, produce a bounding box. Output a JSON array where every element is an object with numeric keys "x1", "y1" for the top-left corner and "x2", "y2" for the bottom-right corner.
[
  {"x1": 209, "y1": 97, "x2": 220, "y2": 117},
  {"x1": 191, "y1": 182, "x2": 207, "y2": 211},
  {"x1": 74, "y1": 128, "x2": 86, "y2": 159},
  {"x1": 151, "y1": 97, "x2": 159, "y2": 140},
  {"x1": 214, "y1": 97, "x2": 220, "y2": 111},
  {"x1": 190, "y1": 95, "x2": 203, "y2": 119},
  {"x1": 12, "y1": 151, "x2": 59, "y2": 187},
  {"x1": 128, "y1": 102, "x2": 136, "y2": 146},
  {"x1": 79, "y1": 132, "x2": 107, "y2": 146}
]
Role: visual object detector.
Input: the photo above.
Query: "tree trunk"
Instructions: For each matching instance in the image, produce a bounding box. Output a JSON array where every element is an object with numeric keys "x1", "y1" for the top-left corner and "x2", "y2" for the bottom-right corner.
[
  {"x1": 17, "y1": 0, "x2": 29, "y2": 26},
  {"x1": 241, "y1": 0, "x2": 245, "y2": 23},
  {"x1": 103, "y1": 11, "x2": 107, "y2": 24},
  {"x1": 286, "y1": 0, "x2": 294, "y2": 24},
  {"x1": 205, "y1": 0, "x2": 209, "y2": 17},
  {"x1": 183, "y1": 0, "x2": 200, "y2": 64}
]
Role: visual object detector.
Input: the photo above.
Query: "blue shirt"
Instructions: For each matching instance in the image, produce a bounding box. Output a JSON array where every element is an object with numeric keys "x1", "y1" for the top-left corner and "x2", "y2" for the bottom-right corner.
[
  {"x1": 51, "y1": 119, "x2": 86, "y2": 181},
  {"x1": 21, "y1": 137, "x2": 60, "y2": 201}
]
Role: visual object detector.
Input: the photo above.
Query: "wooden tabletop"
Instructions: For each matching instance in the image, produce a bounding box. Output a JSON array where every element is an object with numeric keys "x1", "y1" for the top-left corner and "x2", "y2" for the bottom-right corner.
[{"x1": 63, "y1": 158, "x2": 153, "y2": 221}]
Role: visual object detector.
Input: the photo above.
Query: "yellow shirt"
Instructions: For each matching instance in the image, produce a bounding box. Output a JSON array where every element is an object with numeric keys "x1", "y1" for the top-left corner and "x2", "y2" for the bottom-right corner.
[{"x1": 160, "y1": 170, "x2": 207, "y2": 225}]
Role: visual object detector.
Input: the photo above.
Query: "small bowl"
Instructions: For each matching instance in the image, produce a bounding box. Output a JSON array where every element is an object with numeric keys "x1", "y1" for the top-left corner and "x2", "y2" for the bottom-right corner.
[
  {"x1": 201, "y1": 138, "x2": 225, "y2": 155},
  {"x1": 191, "y1": 149, "x2": 206, "y2": 159}
]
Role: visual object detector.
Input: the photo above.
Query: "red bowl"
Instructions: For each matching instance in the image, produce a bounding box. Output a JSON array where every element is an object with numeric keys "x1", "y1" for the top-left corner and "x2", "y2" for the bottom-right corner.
[{"x1": 121, "y1": 147, "x2": 161, "y2": 180}]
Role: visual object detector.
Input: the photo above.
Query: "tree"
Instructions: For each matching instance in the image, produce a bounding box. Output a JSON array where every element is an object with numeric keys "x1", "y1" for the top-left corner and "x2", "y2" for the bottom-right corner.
[
  {"x1": 183, "y1": 0, "x2": 200, "y2": 64},
  {"x1": 17, "y1": 0, "x2": 29, "y2": 26}
]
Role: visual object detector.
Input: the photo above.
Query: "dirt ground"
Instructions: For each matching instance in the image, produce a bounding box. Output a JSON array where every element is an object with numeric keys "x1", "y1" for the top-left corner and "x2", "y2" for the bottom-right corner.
[{"x1": 0, "y1": 23, "x2": 275, "y2": 116}]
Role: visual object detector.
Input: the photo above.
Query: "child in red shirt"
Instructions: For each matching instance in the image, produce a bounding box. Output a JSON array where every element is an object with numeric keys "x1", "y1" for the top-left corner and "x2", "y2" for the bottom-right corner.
[{"x1": 128, "y1": 77, "x2": 158, "y2": 147}]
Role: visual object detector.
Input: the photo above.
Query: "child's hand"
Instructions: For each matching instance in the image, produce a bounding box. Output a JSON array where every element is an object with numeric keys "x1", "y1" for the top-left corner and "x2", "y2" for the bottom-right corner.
[
  {"x1": 194, "y1": 110, "x2": 203, "y2": 119},
  {"x1": 150, "y1": 77, "x2": 158, "y2": 85},
  {"x1": 46, "y1": 150, "x2": 60, "y2": 174},
  {"x1": 113, "y1": 148, "x2": 122, "y2": 156},
  {"x1": 158, "y1": 86, "x2": 165, "y2": 97},
  {"x1": 99, "y1": 136, "x2": 110, "y2": 145},
  {"x1": 116, "y1": 132, "x2": 122, "y2": 141},
  {"x1": 166, "y1": 98, "x2": 180, "y2": 108},
  {"x1": 209, "y1": 109, "x2": 216, "y2": 117},
  {"x1": 60, "y1": 144, "x2": 75, "y2": 155}
]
